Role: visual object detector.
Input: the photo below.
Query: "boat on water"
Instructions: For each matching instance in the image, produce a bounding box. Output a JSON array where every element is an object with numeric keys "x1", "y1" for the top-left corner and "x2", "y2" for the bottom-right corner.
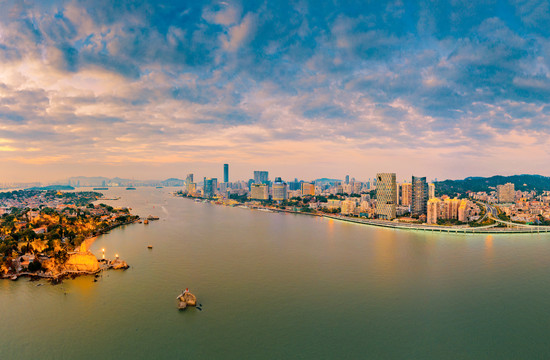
[
  {"x1": 156, "y1": 186, "x2": 163, "y2": 188},
  {"x1": 93, "y1": 187, "x2": 109, "y2": 190},
  {"x1": 194, "y1": 199, "x2": 201, "y2": 203},
  {"x1": 147, "y1": 245, "x2": 153, "y2": 249},
  {"x1": 126, "y1": 187, "x2": 136, "y2": 190},
  {"x1": 147, "y1": 215, "x2": 160, "y2": 221},
  {"x1": 144, "y1": 219, "x2": 149, "y2": 224}
]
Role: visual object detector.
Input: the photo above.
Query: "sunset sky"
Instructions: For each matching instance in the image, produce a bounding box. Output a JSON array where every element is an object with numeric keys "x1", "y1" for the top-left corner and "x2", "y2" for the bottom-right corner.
[{"x1": 1, "y1": 0, "x2": 550, "y2": 183}]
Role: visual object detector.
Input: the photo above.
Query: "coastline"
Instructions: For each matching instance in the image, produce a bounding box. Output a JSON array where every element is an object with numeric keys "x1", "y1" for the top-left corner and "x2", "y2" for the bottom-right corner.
[
  {"x1": 1, "y1": 219, "x2": 138, "y2": 282},
  {"x1": 183, "y1": 196, "x2": 550, "y2": 235}
]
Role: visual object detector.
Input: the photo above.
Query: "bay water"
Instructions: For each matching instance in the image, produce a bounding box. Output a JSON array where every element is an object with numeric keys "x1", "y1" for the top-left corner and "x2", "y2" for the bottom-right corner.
[{"x1": 1, "y1": 187, "x2": 550, "y2": 359}]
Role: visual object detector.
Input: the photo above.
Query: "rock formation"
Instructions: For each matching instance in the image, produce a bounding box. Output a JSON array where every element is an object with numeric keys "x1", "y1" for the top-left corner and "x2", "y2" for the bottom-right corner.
[
  {"x1": 64, "y1": 252, "x2": 100, "y2": 272},
  {"x1": 177, "y1": 292, "x2": 197, "y2": 309}
]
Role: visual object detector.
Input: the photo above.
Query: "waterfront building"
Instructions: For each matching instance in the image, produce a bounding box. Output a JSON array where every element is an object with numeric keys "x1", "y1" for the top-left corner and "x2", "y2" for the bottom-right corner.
[
  {"x1": 429, "y1": 183, "x2": 435, "y2": 199},
  {"x1": 187, "y1": 182, "x2": 196, "y2": 194},
  {"x1": 327, "y1": 199, "x2": 341, "y2": 210},
  {"x1": 224, "y1": 164, "x2": 229, "y2": 183},
  {"x1": 203, "y1": 178, "x2": 218, "y2": 198},
  {"x1": 427, "y1": 198, "x2": 440, "y2": 224},
  {"x1": 341, "y1": 199, "x2": 356, "y2": 215},
  {"x1": 301, "y1": 182, "x2": 315, "y2": 196},
  {"x1": 400, "y1": 183, "x2": 412, "y2": 207},
  {"x1": 458, "y1": 200, "x2": 468, "y2": 222},
  {"x1": 272, "y1": 177, "x2": 288, "y2": 201},
  {"x1": 254, "y1": 171, "x2": 269, "y2": 185},
  {"x1": 375, "y1": 173, "x2": 397, "y2": 220},
  {"x1": 411, "y1": 176, "x2": 428, "y2": 216},
  {"x1": 250, "y1": 184, "x2": 269, "y2": 200},
  {"x1": 185, "y1": 174, "x2": 194, "y2": 185},
  {"x1": 497, "y1": 183, "x2": 515, "y2": 203},
  {"x1": 345, "y1": 175, "x2": 350, "y2": 184}
]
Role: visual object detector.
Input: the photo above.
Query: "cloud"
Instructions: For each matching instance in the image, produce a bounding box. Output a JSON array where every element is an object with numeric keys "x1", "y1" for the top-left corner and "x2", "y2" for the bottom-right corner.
[{"x1": 1, "y1": 0, "x2": 550, "y2": 181}]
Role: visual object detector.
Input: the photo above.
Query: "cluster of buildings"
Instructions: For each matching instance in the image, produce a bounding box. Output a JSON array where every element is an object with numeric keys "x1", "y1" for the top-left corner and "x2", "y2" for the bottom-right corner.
[
  {"x1": 182, "y1": 165, "x2": 550, "y2": 225},
  {"x1": 470, "y1": 184, "x2": 550, "y2": 224},
  {"x1": 373, "y1": 173, "x2": 480, "y2": 224},
  {"x1": 0, "y1": 191, "x2": 82, "y2": 215},
  {"x1": 183, "y1": 164, "x2": 379, "y2": 202}
]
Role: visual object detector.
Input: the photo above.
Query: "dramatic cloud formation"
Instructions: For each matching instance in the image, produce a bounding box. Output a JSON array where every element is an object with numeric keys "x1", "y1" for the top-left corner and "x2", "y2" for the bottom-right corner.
[{"x1": 1, "y1": 0, "x2": 550, "y2": 182}]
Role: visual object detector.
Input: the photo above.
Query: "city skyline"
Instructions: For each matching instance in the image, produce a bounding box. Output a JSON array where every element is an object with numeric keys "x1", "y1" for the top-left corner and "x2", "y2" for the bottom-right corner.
[{"x1": 2, "y1": 1, "x2": 550, "y2": 182}]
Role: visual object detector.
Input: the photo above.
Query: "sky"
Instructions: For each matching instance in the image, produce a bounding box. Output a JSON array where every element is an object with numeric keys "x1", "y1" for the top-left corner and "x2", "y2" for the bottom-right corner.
[{"x1": 1, "y1": 0, "x2": 550, "y2": 183}]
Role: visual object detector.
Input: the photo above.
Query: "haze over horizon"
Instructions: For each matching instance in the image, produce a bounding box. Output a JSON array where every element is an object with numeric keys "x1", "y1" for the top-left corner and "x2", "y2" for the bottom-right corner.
[{"x1": 2, "y1": 0, "x2": 550, "y2": 182}]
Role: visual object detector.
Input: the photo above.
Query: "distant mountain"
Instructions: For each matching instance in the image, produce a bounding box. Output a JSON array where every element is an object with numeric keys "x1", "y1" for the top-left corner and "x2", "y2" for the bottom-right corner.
[
  {"x1": 161, "y1": 178, "x2": 184, "y2": 186},
  {"x1": 314, "y1": 178, "x2": 342, "y2": 185},
  {"x1": 435, "y1": 174, "x2": 550, "y2": 196},
  {"x1": 27, "y1": 185, "x2": 75, "y2": 191}
]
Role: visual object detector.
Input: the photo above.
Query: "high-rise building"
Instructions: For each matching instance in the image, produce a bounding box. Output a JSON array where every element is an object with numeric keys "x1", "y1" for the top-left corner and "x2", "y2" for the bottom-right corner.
[
  {"x1": 497, "y1": 183, "x2": 515, "y2": 203},
  {"x1": 253, "y1": 171, "x2": 269, "y2": 184},
  {"x1": 203, "y1": 177, "x2": 217, "y2": 198},
  {"x1": 272, "y1": 177, "x2": 288, "y2": 201},
  {"x1": 186, "y1": 174, "x2": 193, "y2": 184},
  {"x1": 223, "y1": 164, "x2": 229, "y2": 183},
  {"x1": 411, "y1": 176, "x2": 428, "y2": 216},
  {"x1": 301, "y1": 182, "x2": 315, "y2": 196},
  {"x1": 185, "y1": 174, "x2": 195, "y2": 193},
  {"x1": 427, "y1": 198, "x2": 441, "y2": 224},
  {"x1": 288, "y1": 180, "x2": 301, "y2": 191},
  {"x1": 375, "y1": 173, "x2": 397, "y2": 220},
  {"x1": 345, "y1": 175, "x2": 350, "y2": 185},
  {"x1": 400, "y1": 183, "x2": 412, "y2": 207},
  {"x1": 428, "y1": 183, "x2": 435, "y2": 199},
  {"x1": 250, "y1": 183, "x2": 269, "y2": 200}
]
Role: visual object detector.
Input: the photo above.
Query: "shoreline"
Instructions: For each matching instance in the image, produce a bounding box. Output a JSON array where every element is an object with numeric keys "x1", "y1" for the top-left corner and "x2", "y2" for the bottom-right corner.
[
  {"x1": 1, "y1": 219, "x2": 138, "y2": 283},
  {"x1": 183, "y1": 196, "x2": 550, "y2": 235}
]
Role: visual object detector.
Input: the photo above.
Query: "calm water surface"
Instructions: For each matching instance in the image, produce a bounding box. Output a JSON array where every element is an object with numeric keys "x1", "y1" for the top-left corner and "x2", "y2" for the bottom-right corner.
[{"x1": 1, "y1": 187, "x2": 550, "y2": 359}]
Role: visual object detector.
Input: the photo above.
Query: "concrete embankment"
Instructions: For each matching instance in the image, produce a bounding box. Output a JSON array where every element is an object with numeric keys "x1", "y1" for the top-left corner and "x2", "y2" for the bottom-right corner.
[{"x1": 324, "y1": 215, "x2": 550, "y2": 234}]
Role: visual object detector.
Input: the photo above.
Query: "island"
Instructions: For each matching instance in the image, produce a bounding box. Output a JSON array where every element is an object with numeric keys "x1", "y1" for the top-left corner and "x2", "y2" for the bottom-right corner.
[{"x1": 0, "y1": 190, "x2": 137, "y2": 282}]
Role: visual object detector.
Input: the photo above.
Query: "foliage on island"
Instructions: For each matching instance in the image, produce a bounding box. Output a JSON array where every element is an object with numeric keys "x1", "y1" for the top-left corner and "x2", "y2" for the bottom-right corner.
[
  {"x1": 436, "y1": 174, "x2": 550, "y2": 197},
  {"x1": 0, "y1": 190, "x2": 138, "y2": 276}
]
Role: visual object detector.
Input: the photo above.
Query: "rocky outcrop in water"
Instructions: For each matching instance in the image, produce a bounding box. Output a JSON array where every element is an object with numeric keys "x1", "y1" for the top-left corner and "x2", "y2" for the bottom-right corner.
[
  {"x1": 177, "y1": 292, "x2": 197, "y2": 309},
  {"x1": 111, "y1": 258, "x2": 129, "y2": 270}
]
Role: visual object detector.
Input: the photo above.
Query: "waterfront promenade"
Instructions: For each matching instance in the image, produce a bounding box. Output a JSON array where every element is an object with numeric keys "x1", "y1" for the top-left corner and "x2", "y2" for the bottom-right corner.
[{"x1": 323, "y1": 214, "x2": 550, "y2": 234}]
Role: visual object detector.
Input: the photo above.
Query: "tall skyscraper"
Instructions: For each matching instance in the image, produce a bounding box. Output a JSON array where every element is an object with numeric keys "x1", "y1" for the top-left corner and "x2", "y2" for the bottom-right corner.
[
  {"x1": 400, "y1": 183, "x2": 412, "y2": 207},
  {"x1": 185, "y1": 173, "x2": 194, "y2": 185},
  {"x1": 411, "y1": 176, "x2": 428, "y2": 216},
  {"x1": 375, "y1": 173, "x2": 397, "y2": 220},
  {"x1": 223, "y1": 164, "x2": 229, "y2": 183},
  {"x1": 345, "y1": 175, "x2": 350, "y2": 184},
  {"x1": 203, "y1": 177, "x2": 217, "y2": 198},
  {"x1": 253, "y1": 171, "x2": 269, "y2": 184},
  {"x1": 272, "y1": 177, "x2": 288, "y2": 201}
]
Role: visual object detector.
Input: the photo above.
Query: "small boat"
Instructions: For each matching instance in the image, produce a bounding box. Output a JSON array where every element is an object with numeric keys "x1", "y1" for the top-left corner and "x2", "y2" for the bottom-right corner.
[
  {"x1": 144, "y1": 219, "x2": 149, "y2": 224},
  {"x1": 147, "y1": 245, "x2": 153, "y2": 249}
]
